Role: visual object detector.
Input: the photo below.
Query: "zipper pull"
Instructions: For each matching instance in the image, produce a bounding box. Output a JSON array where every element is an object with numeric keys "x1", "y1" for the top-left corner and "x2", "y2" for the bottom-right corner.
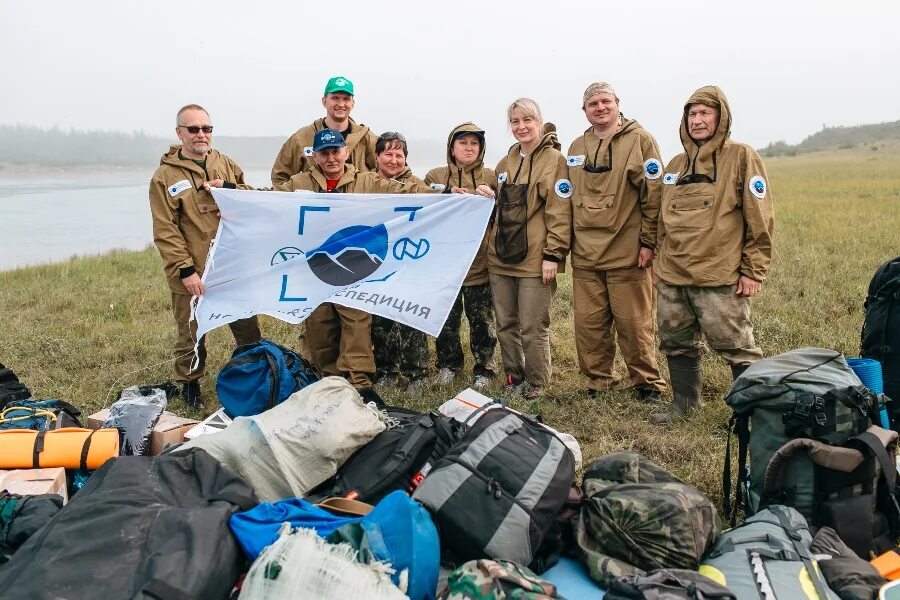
[
  {"x1": 486, "y1": 477, "x2": 494, "y2": 494},
  {"x1": 494, "y1": 481, "x2": 502, "y2": 499}
]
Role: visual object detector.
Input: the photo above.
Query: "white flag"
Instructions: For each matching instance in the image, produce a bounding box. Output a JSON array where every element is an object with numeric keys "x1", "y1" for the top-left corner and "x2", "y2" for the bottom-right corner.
[{"x1": 194, "y1": 189, "x2": 494, "y2": 341}]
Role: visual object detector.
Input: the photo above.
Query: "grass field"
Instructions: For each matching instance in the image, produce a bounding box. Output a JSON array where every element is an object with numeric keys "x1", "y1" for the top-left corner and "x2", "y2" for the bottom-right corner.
[{"x1": 1, "y1": 144, "x2": 898, "y2": 510}]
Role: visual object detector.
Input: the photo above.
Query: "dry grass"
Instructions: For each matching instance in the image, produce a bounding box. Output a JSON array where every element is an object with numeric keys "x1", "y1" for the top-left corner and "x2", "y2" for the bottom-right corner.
[{"x1": 1, "y1": 144, "x2": 898, "y2": 510}]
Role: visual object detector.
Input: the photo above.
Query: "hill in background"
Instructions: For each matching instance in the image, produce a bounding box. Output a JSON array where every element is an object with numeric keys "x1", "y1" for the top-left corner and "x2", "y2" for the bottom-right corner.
[
  {"x1": 761, "y1": 120, "x2": 900, "y2": 157},
  {"x1": 0, "y1": 125, "x2": 446, "y2": 171}
]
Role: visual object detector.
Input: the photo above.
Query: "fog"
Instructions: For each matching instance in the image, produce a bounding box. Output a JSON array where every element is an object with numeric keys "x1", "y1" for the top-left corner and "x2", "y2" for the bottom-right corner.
[{"x1": 2, "y1": 0, "x2": 899, "y2": 164}]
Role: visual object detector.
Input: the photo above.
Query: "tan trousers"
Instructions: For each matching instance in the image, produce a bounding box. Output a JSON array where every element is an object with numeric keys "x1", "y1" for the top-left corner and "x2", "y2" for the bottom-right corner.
[
  {"x1": 305, "y1": 302, "x2": 374, "y2": 389},
  {"x1": 572, "y1": 266, "x2": 667, "y2": 392},
  {"x1": 171, "y1": 291, "x2": 261, "y2": 382},
  {"x1": 489, "y1": 274, "x2": 555, "y2": 387}
]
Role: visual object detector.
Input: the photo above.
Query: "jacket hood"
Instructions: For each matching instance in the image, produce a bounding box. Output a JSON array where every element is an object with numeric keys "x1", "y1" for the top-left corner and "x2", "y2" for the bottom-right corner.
[
  {"x1": 445, "y1": 122, "x2": 486, "y2": 173},
  {"x1": 679, "y1": 86, "x2": 732, "y2": 179},
  {"x1": 509, "y1": 122, "x2": 561, "y2": 158}
]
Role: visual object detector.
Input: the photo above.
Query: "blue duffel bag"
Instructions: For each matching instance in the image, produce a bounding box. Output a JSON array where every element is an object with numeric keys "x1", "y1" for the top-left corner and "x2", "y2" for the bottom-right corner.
[{"x1": 215, "y1": 340, "x2": 318, "y2": 417}]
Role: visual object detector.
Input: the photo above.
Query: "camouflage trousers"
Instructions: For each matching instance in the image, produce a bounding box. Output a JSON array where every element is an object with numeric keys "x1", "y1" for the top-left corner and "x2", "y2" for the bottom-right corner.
[
  {"x1": 372, "y1": 315, "x2": 429, "y2": 380},
  {"x1": 656, "y1": 281, "x2": 763, "y2": 365},
  {"x1": 436, "y1": 283, "x2": 497, "y2": 378}
]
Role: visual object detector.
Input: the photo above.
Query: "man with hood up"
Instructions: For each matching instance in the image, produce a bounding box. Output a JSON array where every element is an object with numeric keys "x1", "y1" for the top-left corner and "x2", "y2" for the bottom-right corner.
[
  {"x1": 567, "y1": 82, "x2": 668, "y2": 403},
  {"x1": 271, "y1": 75, "x2": 378, "y2": 186},
  {"x1": 149, "y1": 104, "x2": 261, "y2": 409},
  {"x1": 649, "y1": 86, "x2": 774, "y2": 425},
  {"x1": 424, "y1": 123, "x2": 498, "y2": 389}
]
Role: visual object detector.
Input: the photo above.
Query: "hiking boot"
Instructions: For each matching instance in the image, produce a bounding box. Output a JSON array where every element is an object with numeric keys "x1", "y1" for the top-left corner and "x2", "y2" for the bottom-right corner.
[
  {"x1": 182, "y1": 380, "x2": 202, "y2": 410},
  {"x1": 406, "y1": 377, "x2": 428, "y2": 392},
  {"x1": 472, "y1": 374, "x2": 492, "y2": 389},
  {"x1": 730, "y1": 363, "x2": 750, "y2": 381},
  {"x1": 435, "y1": 368, "x2": 456, "y2": 385},
  {"x1": 637, "y1": 388, "x2": 663, "y2": 404},
  {"x1": 504, "y1": 374, "x2": 524, "y2": 396},
  {"x1": 650, "y1": 355, "x2": 702, "y2": 426}
]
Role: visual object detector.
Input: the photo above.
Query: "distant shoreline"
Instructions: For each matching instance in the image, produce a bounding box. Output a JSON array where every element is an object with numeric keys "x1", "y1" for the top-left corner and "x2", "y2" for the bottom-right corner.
[{"x1": 0, "y1": 163, "x2": 154, "y2": 178}]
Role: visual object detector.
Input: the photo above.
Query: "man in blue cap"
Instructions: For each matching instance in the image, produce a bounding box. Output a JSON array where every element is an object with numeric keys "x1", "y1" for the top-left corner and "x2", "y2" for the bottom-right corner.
[
  {"x1": 271, "y1": 75, "x2": 378, "y2": 186},
  {"x1": 279, "y1": 129, "x2": 418, "y2": 401}
]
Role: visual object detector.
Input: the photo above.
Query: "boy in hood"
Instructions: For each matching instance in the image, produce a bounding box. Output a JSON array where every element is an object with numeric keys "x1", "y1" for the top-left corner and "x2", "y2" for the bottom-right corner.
[
  {"x1": 424, "y1": 123, "x2": 498, "y2": 389},
  {"x1": 650, "y1": 86, "x2": 774, "y2": 425}
]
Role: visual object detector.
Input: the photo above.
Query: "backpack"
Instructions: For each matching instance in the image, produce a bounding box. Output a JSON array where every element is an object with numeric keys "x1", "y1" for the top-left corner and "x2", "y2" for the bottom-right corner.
[
  {"x1": 724, "y1": 347, "x2": 900, "y2": 557},
  {"x1": 305, "y1": 407, "x2": 464, "y2": 505},
  {"x1": 605, "y1": 570, "x2": 736, "y2": 600},
  {"x1": 0, "y1": 364, "x2": 31, "y2": 409},
  {"x1": 0, "y1": 399, "x2": 82, "y2": 431},
  {"x1": 216, "y1": 339, "x2": 319, "y2": 417},
  {"x1": 862, "y1": 256, "x2": 900, "y2": 410},
  {"x1": 699, "y1": 505, "x2": 838, "y2": 600},
  {"x1": 576, "y1": 452, "x2": 721, "y2": 586},
  {"x1": 438, "y1": 559, "x2": 562, "y2": 599},
  {"x1": 413, "y1": 407, "x2": 575, "y2": 572}
]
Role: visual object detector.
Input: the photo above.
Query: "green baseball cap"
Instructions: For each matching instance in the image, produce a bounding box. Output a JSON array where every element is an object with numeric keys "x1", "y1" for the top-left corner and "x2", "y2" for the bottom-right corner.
[{"x1": 323, "y1": 76, "x2": 354, "y2": 96}]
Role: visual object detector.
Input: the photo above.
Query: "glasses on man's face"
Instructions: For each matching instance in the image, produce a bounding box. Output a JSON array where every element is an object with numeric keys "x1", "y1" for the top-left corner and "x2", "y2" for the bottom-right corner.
[
  {"x1": 178, "y1": 125, "x2": 214, "y2": 134},
  {"x1": 378, "y1": 131, "x2": 406, "y2": 142},
  {"x1": 677, "y1": 173, "x2": 715, "y2": 185}
]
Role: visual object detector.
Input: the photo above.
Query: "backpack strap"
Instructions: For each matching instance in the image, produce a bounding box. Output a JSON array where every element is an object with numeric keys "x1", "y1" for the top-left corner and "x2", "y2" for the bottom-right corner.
[
  {"x1": 261, "y1": 347, "x2": 280, "y2": 411},
  {"x1": 80, "y1": 430, "x2": 98, "y2": 471},
  {"x1": 361, "y1": 415, "x2": 435, "y2": 491},
  {"x1": 32, "y1": 430, "x2": 47, "y2": 468},
  {"x1": 770, "y1": 506, "x2": 833, "y2": 600},
  {"x1": 724, "y1": 415, "x2": 750, "y2": 526},
  {"x1": 853, "y1": 430, "x2": 900, "y2": 521}
]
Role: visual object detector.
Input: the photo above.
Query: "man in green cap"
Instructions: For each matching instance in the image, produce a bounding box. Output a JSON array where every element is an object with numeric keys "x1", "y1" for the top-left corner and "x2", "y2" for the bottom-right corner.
[{"x1": 271, "y1": 75, "x2": 378, "y2": 186}]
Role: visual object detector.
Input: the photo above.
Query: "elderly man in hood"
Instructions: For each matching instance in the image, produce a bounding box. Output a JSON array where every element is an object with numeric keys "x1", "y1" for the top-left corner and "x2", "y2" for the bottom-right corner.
[{"x1": 650, "y1": 86, "x2": 774, "y2": 425}]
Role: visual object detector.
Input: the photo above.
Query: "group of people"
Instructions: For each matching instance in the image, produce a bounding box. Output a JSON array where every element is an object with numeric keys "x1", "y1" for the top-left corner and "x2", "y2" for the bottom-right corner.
[{"x1": 149, "y1": 75, "x2": 774, "y2": 425}]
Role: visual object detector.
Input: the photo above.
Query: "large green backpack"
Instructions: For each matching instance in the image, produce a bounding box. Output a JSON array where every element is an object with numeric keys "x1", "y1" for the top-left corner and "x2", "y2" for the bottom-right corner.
[
  {"x1": 576, "y1": 452, "x2": 721, "y2": 585},
  {"x1": 724, "y1": 347, "x2": 900, "y2": 557}
]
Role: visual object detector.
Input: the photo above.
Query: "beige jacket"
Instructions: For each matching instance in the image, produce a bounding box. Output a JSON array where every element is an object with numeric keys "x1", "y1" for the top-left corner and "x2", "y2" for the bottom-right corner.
[
  {"x1": 656, "y1": 86, "x2": 775, "y2": 286},
  {"x1": 390, "y1": 166, "x2": 433, "y2": 193},
  {"x1": 281, "y1": 163, "x2": 417, "y2": 194},
  {"x1": 425, "y1": 122, "x2": 497, "y2": 286},
  {"x1": 487, "y1": 127, "x2": 571, "y2": 277},
  {"x1": 271, "y1": 117, "x2": 377, "y2": 186},
  {"x1": 567, "y1": 119, "x2": 663, "y2": 270},
  {"x1": 149, "y1": 145, "x2": 249, "y2": 291}
]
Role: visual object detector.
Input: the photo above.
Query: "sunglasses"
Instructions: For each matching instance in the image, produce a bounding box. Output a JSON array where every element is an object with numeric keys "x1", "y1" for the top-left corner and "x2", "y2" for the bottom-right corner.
[
  {"x1": 378, "y1": 131, "x2": 406, "y2": 142},
  {"x1": 178, "y1": 125, "x2": 214, "y2": 134}
]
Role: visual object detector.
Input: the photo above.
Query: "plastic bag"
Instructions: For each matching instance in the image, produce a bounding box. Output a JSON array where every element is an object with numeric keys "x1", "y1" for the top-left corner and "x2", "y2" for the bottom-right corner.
[{"x1": 103, "y1": 385, "x2": 167, "y2": 456}]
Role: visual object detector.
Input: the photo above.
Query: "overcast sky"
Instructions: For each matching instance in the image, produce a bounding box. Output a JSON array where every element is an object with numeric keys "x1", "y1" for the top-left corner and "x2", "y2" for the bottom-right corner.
[{"x1": 3, "y1": 0, "x2": 899, "y2": 163}]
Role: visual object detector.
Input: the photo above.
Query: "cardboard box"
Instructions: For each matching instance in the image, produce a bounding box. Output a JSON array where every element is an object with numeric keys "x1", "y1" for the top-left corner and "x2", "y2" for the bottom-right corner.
[
  {"x1": 0, "y1": 467, "x2": 68, "y2": 503},
  {"x1": 183, "y1": 407, "x2": 232, "y2": 441},
  {"x1": 88, "y1": 409, "x2": 199, "y2": 456}
]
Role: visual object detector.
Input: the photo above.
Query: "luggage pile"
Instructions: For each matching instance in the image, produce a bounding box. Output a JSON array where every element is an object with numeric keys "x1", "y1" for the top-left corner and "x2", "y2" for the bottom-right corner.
[{"x1": 2, "y1": 334, "x2": 900, "y2": 598}]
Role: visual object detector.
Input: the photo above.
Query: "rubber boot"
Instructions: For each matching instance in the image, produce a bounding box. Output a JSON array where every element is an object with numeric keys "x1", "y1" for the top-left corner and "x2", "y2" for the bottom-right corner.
[
  {"x1": 730, "y1": 363, "x2": 750, "y2": 381},
  {"x1": 650, "y1": 355, "x2": 703, "y2": 426}
]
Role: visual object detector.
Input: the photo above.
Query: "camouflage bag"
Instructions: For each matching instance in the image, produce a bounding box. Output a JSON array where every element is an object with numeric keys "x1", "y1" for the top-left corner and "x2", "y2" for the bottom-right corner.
[
  {"x1": 438, "y1": 559, "x2": 561, "y2": 599},
  {"x1": 576, "y1": 452, "x2": 721, "y2": 586}
]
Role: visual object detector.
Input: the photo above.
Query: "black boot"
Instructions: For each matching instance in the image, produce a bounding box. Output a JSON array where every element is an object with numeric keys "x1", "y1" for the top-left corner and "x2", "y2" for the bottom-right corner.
[
  {"x1": 730, "y1": 363, "x2": 750, "y2": 381},
  {"x1": 181, "y1": 380, "x2": 202, "y2": 410},
  {"x1": 650, "y1": 355, "x2": 703, "y2": 425}
]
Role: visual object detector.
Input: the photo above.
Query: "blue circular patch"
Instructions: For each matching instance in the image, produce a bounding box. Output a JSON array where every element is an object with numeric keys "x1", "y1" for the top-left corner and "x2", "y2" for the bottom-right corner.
[
  {"x1": 643, "y1": 159, "x2": 662, "y2": 180},
  {"x1": 749, "y1": 175, "x2": 767, "y2": 199}
]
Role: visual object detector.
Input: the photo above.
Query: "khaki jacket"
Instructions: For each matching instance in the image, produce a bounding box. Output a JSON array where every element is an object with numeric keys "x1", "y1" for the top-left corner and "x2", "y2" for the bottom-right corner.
[
  {"x1": 487, "y1": 127, "x2": 571, "y2": 277},
  {"x1": 656, "y1": 86, "x2": 775, "y2": 286},
  {"x1": 567, "y1": 119, "x2": 662, "y2": 270},
  {"x1": 281, "y1": 163, "x2": 417, "y2": 194},
  {"x1": 149, "y1": 145, "x2": 249, "y2": 292},
  {"x1": 271, "y1": 117, "x2": 377, "y2": 186},
  {"x1": 425, "y1": 122, "x2": 497, "y2": 286},
  {"x1": 391, "y1": 166, "x2": 433, "y2": 193}
]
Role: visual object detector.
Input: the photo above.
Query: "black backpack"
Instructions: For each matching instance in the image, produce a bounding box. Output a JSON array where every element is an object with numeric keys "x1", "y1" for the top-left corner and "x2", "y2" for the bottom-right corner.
[
  {"x1": 862, "y1": 256, "x2": 900, "y2": 412},
  {"x1": 0, "y1": 364, "x2": 31, "y2": 409},
  {"x1": 413, "y1": 407, "x2": 575, "y2": 573},
  {"x1": 304, "y1": 407, "x2": 464, "y2": 505}
]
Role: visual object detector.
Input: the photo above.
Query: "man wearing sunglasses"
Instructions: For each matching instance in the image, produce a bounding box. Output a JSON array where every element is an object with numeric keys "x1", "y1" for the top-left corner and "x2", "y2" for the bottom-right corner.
[
  {"x1": 566, "y1": 82, "x2": 667, "y2": 404},
  {"x1": 149, "y1": 104, "x2": 261, "y2": 409},
  {"x1": 271, "y1": 75, "x2": 378, "y2": 187},
  {"x1": 650, "y1": 86, "x2": 774, "y2": 425}
]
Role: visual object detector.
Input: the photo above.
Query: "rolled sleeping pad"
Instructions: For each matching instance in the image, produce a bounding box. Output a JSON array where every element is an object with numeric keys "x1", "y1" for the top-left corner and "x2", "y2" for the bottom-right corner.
[
  {"x1": 848, "y1": 357, "x2": 890, "y2": 429},
  {"x1": 0, "y1": 427, "x2": 119, "y2": 470}
]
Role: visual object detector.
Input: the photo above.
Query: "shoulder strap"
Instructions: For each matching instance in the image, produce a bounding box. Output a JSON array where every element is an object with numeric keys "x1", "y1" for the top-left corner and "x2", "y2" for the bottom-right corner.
[
  {"x1": 854, "y1": 430, "x2": 900, "y2": 521},
  {"x1": 770, "y1": 506, "x2": 833, "y2": 600},
  {"x1": 80, "y1": 429, "x2": 98, "y2": 471},
  {"x1": 370, "y1": 415, "x2": 434, "y2": 480},
  {"x1": 32, "y1": 430, "x2": 47, "y2": 468}
]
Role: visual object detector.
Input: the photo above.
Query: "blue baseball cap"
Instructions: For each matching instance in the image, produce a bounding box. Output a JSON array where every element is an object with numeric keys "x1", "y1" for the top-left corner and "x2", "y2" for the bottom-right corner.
[{"x1": 312, "y1": 128, "x2": 346, "y2": 152}]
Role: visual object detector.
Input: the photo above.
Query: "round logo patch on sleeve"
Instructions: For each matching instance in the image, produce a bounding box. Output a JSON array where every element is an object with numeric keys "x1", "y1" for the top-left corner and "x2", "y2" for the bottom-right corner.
[
  {"x1": 749, "y1": 175, "x2": 767, "y2": 199},
  {"x1": 555, "y1": 178, "x2": 573, "y2": 199},
  {"x1": 644, "y1": 158, "x2": 662, "y2": 180},
  {"x1": 497, "y1": 172, "x2": 508, "y2": 184}
]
